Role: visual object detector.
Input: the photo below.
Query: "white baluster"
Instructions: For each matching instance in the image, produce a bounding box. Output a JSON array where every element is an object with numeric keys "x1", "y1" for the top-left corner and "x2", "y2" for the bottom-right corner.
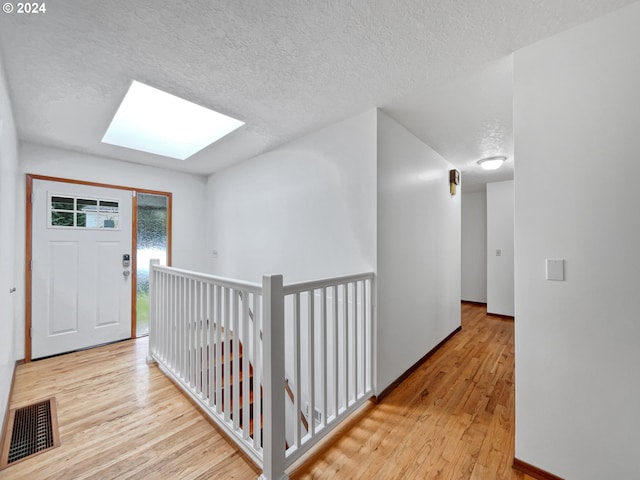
[
  {"x1": 215, "y1": 285, "x2": 223, "y2": 414},
  {"x1": 161, "y1": 271, "x2": 166, "y2": 363},
  {"x1": 223, "y1": 287, "x2": 231, "y2": 423},
  {"x1": 320, "y1": 287, "x2": 327, "y2": 429},
  {"x1": 352, "y1": 282, "x2": 357, "y2": 402},
  {"x1": 232, "y1": 288, "x2": 240, "y2": 430},
  {"x1": 242, "y1": 290, "x2": 250, "y2": 439},
  {"x1": 307, "y1": 290, "x2": 315, "y2": 437},
  {"x1": 343, "y1": 283, "x2": 349, "y2": 409},
  {"x1": 252, "y1": 292, "x2": 262, "y2": 451},
  {"x1": 332, "y1": 285, "x2": 339, "y2": 417},
  {"x1": 197, "y1": 280, "x2": 203, "y2": 395},
  {"x1": 190, "y1": 277, "x2": 195, "y2": 385},
  {"x1": 293, "y1": 292, "x2": 301, "y2": 448},
  {"x1": 208, "y1": 282, "x2": 215, "y2": 407},
  {"x1": 174, "y1": 275, "x2": 179, "y2": 375},
  {"x1": 182, "y1": 276, "x2": 188, "y2": 380},
  {"x1": 362, "y1": 279, "x2": 369, "y2": 392}
]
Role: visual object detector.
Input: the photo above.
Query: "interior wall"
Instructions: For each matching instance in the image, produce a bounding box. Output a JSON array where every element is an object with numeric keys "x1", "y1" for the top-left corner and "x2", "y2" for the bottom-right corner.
[
  {"x1": 206, "y1": 109, "x2": 377, "y2": 284},
  {"x1": 514, "y1": 3, "x2": 640, "y2": 479},
  {"x1": 0, "y1": 50, "x2": 18, "y2": 426},
  {"x1": 487, "y1": 180, "x2": 514, "y2": 316},
  {"x1": 376, "y1": 110, "x2": 461, "y2": 393},
  {"x1": 15, "y1": 142, "x2": 209, "y2": 359},
  {"x1": 461, "y1": 190, "x2": 487, "y2": 303}
]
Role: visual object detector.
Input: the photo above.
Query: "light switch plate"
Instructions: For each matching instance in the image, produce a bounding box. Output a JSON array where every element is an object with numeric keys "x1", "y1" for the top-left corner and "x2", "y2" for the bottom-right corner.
[{"x1": 546, "y1": 259, "x2": 565, "y2": 281}]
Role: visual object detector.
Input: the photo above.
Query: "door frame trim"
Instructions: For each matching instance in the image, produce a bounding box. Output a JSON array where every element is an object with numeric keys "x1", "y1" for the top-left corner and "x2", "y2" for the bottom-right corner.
[{"x1": 25, "y1": 174, "x2": 173, "y2": 362}]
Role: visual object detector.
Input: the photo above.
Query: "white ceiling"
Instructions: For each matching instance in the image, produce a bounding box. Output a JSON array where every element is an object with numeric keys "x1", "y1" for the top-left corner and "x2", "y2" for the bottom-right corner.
[
  {"x1": 384, "y1": 55, "x2": 514, "y2": 192},
  {"x1": 0, "y1": 1, "x2": 636, "y2": 183}
]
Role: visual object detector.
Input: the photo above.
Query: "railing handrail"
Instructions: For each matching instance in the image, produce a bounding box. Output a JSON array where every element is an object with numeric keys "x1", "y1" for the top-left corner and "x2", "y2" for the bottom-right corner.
[
  {"x1": 152, "y1": 265, "x2": 374, "y2": 296},
  {"x1": 283, "y1": 271, "x2": 374, "y2": 295},
  {"x1": 152, "y1": 264, "x2": 263, "y2": 293}
]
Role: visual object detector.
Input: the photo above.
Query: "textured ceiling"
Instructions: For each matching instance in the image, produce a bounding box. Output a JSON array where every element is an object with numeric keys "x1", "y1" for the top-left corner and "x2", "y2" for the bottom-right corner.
[
  {"x1": 0, "y1": 0, "x2": 636, "y2": 176},
  {"x1": 384, "y1": 55, "x2": 514, "y2": 191}
]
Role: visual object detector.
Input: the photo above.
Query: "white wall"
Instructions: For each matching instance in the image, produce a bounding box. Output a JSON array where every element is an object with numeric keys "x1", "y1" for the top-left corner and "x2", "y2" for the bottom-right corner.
[
  {"x1": 514, "y1": 3, "x2": 640, "y2": 479},
  {"x1": 0, "y1": 51, "x2": 18, "y2": 426},
  {"x1": 206, "y1": 109, "x2": 377, "y2": 283},
  {"x1": 487, "y1": 181, "x2": 514, "y2": 316},
  {"x1": 376, "y1": 110, "x2": 461, "y2": 392},
  {"x1": 15, "y1": 143, "x2": 209, "y2": 359},
  {"x1": 461, "y1": 190, "x2": 487, "y2": 303}
]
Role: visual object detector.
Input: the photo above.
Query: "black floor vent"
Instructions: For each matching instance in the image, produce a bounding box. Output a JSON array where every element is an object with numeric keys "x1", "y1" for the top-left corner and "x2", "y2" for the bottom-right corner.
[{"x1": 1, "y1": 397, "x2": 60, "y2": 469}]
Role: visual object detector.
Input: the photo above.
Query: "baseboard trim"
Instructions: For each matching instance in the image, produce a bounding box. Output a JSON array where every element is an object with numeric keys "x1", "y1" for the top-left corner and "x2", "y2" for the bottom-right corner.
[
  {"x1": 0, "y1": 360, "x2": 22, "y2": 464},
  {"x1": 374, "y1": 326, "x2": 462, "y2": 403},
  {"x1": 461, "y1": 300, "x2": 487, "y2": 306},
  {"x1": 513, "y1": 458, "x2": 564, "y2": 480},
  {"x1": 487, "y1": 312, "x2": 515, "y2": 320}
]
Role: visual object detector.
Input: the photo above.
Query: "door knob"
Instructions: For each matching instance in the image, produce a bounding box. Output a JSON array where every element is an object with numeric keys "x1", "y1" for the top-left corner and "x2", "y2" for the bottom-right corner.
[{"x1": 123, "y1": 270, "x2": 130, "y2": 277}]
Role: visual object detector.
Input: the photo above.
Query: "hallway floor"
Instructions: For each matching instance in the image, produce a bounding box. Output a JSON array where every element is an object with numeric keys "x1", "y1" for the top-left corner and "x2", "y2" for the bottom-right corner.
[
  {"x1": 1, "y1": 303, "x2": 531, "y2": 479},
  {"x1": 290, "y1": 303, "x2": 530, "y2": 479}
]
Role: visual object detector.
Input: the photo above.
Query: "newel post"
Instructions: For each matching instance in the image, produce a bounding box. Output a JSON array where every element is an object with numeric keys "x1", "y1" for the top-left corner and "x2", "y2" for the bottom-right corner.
[
  {"x1": 146, "y1": 259, "x2": 160, "y2": 364},
  {"x1": 260, "y1": 274, "x2": 288, "y2": 480}
]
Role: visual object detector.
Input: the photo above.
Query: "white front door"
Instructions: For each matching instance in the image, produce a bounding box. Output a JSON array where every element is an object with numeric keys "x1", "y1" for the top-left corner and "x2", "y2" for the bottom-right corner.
[{"x1": 31, "y1": 179, "x2": 133, "y2": 359}]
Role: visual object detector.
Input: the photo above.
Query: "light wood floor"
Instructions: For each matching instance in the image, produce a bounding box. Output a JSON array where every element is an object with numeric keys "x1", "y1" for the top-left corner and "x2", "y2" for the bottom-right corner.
[
  {"x1": 2, "y1": 303, "x2": 532, "y2": 479},
  {"x1": 1, "y1": 338, "x2": 260, "y2": 480},
  {"x1": 290, "y1": 303, "x2": 532, "y2": 479}
]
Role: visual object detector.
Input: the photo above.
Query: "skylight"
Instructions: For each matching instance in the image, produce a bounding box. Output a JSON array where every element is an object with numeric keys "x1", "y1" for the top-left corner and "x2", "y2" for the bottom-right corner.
[{"x1": 102, "y1": 81, "x2": 244, "y2": 160}]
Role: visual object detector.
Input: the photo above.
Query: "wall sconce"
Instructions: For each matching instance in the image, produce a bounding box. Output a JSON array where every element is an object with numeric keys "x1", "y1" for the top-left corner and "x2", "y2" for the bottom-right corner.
[{"x1": 449, "y1": 169, "x2": 460, "y2": 196}]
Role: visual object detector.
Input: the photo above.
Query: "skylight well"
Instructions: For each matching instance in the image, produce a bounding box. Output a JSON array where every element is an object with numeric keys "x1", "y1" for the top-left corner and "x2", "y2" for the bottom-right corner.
[{"x1": 102, "y1": 81, "x2": 244, "y2": 160}]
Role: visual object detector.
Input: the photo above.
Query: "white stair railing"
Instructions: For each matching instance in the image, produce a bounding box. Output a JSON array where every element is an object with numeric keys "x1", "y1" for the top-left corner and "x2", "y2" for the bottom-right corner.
[
  {"x1": 147, "y1": 260, "x2": 265, "y2": 466},
  {"x1": 147, "y1": 260, "x2": 375, "y2": 480},
  {"x1": 282, "y1": 273, "x2": 375, "y2": 468}
]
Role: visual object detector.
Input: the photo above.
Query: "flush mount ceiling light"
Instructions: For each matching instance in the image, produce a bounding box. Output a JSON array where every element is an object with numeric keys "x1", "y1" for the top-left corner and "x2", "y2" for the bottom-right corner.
[
  {"x1": 477, "y1": 155, "x2": 507, "y2": 170},
  {"x1": 102, "y1": 81, "x2": 244, "y2": 160}
]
